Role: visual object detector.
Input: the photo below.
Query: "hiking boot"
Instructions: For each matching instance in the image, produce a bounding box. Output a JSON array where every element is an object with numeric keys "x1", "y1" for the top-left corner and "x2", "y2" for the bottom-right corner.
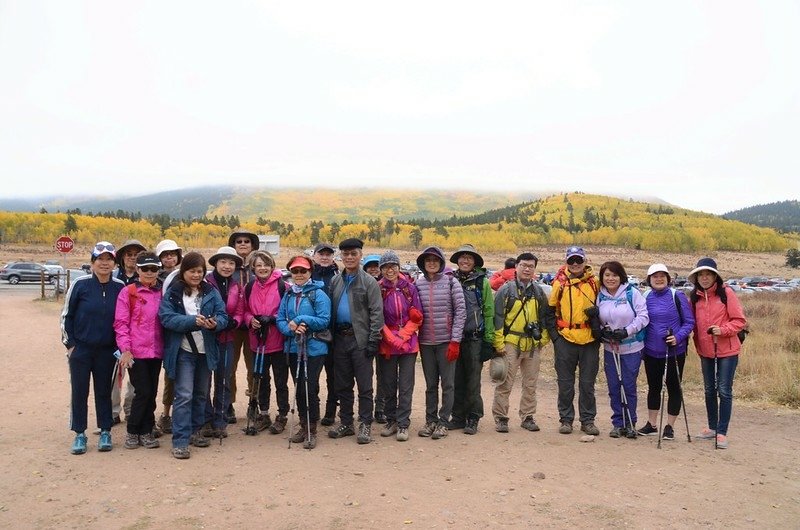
[
  {"x1": 696, "y1": 428, "x2": 716, "y2": 440},
  {"x1": 151, "y1": 425, "x2": 163, "y2": 439},
  {"x1": 495, "y1": 418, "x2": 509, "y2": 433},
  {"x1": 559, "y1": 422, "x2": 573, "y2": 434},
  {"x1": 226, "y1": 404, "x2": 237, "y2": 424},
  {"x1": 98, "y1": 430, "x2": 113, "y2": 452},
  {"x1": 418, "y1": 421, "x2": 436, "y2": 437},
  {"x1": 246, "y1": 401, "x2": 259, "y2": 422},
  {"x1": 431, "y1": 423, "x2": 448, "y2": 440},
  {"x1": 396, "y1": 427, "x2": 409, "y2": 442},
  {"x1": 320, "y1": 416, "x2": 335, "y2": 427},
  {"x1": 716, "y1": 434, "x2": 729, "y2": 449},
  {"x1": 447, "y1": 416, "x2": 466, "y2": 430},
  {"x1": 253, "y1": 413, "x2": 273, "y2": 432},
  {"x1": 290, "y1": 423, "x2": 308, "y2": 444},
  {"x1": 190, "y1": 432, "x2": 211, "y2": 448},
  {"x1": 609, "y1": 426, "x2": 623, "y2": 438},
  {"x1": 213, "y1": 427, "x2": 228, "y2": 439},
  {"x1": 71, "y1": 432, "x2": 88, "y2": 455},
  {"x1": 113, "y1": 416, "x2": 122, "y2": 425},
  {"x1": 520, "y1": 416, "x2": 540, "y2": 432},
  {"x1": 172, "y1": 446, "x2": 190, "y2": 459},
  {"x1": 140, "y1": 432, "x2": 160, "y2": 449},
  {"x1": 269, "y1": 415, "x2": 287, "y2": 434},
  {"x1": 304, "y1": 422, "x2": 318, "y2": 449},
  {"x1": 328, "y1": 423, "x2": 355, "y2": 439},
  {"x1": 463, "y1": 417, "x2": 479, "y2": 435},
  {"x1": 626, "y1": 425, "x2": 638, "y2": 439},
  {"x1": 357, "y1": 422, "x2": 372, "y2": 444},
  {"x1": 662, "y1": 424, "x2": 675, "y2": 441},
  {"x1": 157, "y1": 413, "x2": 173, "y2": 434},
  {"x1": 374, "y1": 411, "x2": 387, "y2": 424},
  {"x1": 200, "y1": 422, "x2": 215, "y2": 438},
  {"x1": 581, "y1": 422, "x2": 600, "y2": 436},
  {"x1": 124, "y1": 433, "x2": 141, "y2": 449},
  {"x1": 637, "y1": 422, "x2": 658, "y2": 436},
  {"x1": 381, "y1": 421, "x2": 398, "y2": 437}
]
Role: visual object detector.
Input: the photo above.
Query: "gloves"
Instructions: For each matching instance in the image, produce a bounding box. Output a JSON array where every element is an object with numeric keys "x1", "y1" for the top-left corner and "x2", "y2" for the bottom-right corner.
[
  {"x1": 611, "y1": 328, "x2": 628, "y2": 341},
  {"x1": 366, "y1": 341, "x2": 380, "y2": 358},
  {"x1": 381, "y1": 325, "x2": 407, "y2": 350},
  {"x1": 408, "y1": 307, "x2": 423, "y2": 325},
  {"x1": 257, "y1": 315, "x2": 276, "y2": 326},
  {"x1": 446, "y1": 341, "x2": 460, "y2": 362},
  {"x1": 225, "y1": 318, "x2": 238, "y2": 331},
  {"x1": 601, "y1": 327, "x2": 615, "y2": 342}
]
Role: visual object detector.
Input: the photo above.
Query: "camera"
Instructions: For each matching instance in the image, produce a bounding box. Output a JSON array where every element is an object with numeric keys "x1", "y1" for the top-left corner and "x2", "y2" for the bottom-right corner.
[
  {"x1": 584, "y1": 306, "x2": 603, "y2": 340},
  {"x1": 525, "y1": 321, "x2": 543, "y2": 341}
]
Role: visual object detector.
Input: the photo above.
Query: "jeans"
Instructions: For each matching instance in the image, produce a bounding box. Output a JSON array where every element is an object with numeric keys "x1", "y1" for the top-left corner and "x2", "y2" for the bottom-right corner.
[
  {"x1": 452, "y1": 338, "x2": 484, "y2": 421},
  {"x1": 127, "y1": 358, "x2": 162, "y2": 435},
  {"x1": 553, "y1": 337, "x2": 600, "y2": 425},
  {"x1": 700, "y1": 355, "x2": 739, "y2": 435},
  {"x1": 420, "y1": 342, "x2": 456, "y2": 424},
  {"x1": 69, "y1": 345, "x2": 116, "y2": 433},
  {"x1": 603, "y1": 349, "x2": 641, "y2": 428},
  {"x1": 172, "y1": 349, "x2": 211, "y2": 448},
  {"x1": 379, "y1": 354, "x2": 417, "y2": 428},
  {"x1": 204, "y1": 341, "x2": 234, "y2": 429}
]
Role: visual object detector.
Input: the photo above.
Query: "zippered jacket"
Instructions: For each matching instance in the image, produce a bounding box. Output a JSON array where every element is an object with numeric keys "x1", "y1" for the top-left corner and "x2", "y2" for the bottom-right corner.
[
  {"x1": 243, "y1": 270, "x2": 288, "y2": 353},
  {"x1": 691, "y1": 283, "x2": 746, "y2": 359},
  {"x1": 205, "y1": 271, "x2": 244, "y2": 344},
  {"x1": 643, "y1": 287, "x2": 694, "y2": 358},
  {"x1": 114, "y1": 282, "x2": 164, "y2": 359},
  {"x1": 61, "y1": 274, "x2": 126, "y2": 350},
  {"x1": 378, "y1": 275, "x2": 423, "y2": 356},
  {"x1": 330, "y1": 269, "x2": 384, "y2": 349},
  {"x1": 455, "y1": 268, "x2": 495, "y2": 342},
  {"x1": 547, "y1": 265, "x2": 599, "y2": 345},
  {"x1": 597, "y1": 283, "x2": 649, "y2": 355},
  {"x1": 493, "y1": 279, "x2": 553, "y2": 351},
  {"x1": 276, "y1": 280, "x2": 331, "y2": 357}
]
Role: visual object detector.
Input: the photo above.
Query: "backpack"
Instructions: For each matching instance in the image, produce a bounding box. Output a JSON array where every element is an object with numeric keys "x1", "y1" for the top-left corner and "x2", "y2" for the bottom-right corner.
[
  {"x1": 460, "y1": 275, "x2": 488, "y2": 336},
  {"x1": 598, "y1": 284, "x2": 646, "y2": 343},
  {"x1": 245, "y1": 277, "x2": 286, "y2": 303}
]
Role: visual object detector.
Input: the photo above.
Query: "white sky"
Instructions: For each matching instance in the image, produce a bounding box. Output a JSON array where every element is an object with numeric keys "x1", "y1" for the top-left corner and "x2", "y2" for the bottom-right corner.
[{"x1": 1, "y1": 1, "x2": 798, "y2": 215}]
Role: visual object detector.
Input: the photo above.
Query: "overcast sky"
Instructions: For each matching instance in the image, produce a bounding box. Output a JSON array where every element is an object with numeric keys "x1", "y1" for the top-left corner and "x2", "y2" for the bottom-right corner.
[{"x1": 1, "y1": 1, "x2": 798, "y2": 214}]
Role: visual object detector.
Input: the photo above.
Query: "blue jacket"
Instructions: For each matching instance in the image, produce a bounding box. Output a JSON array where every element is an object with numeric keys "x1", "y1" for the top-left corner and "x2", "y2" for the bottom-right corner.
[
  {"x1": 159, "y1": 280, "x2": 228, "y2": 379},
  {"x1": 276, "y1": 280, "x2": 331, "y2": 357},
  {"x1": 61, "y1": 274, "x2": 126, "y2": 350},
  {"x1": 643, "y1": 287, "x2": 695, "y2": 358}
]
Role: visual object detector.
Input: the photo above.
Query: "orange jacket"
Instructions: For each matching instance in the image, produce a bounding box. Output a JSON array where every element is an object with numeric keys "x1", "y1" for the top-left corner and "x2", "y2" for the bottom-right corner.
[
  {"x1": 489, "y1": 268, "x2": 516, "y2": 291},
  {"x1": 691, "y1": 284, "x2": 747, "y2": 359}
]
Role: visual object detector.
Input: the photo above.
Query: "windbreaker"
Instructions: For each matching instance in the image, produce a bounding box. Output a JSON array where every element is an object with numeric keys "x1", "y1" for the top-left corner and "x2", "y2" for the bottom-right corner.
[
  {"x1": 243, "y1": 270, "x2": 288, "y2": 353},
  {"x1": 547, "y1": 265, "x2": 599, "y2": 345},
  {"x1": 205, "y1": 271, "x2": 244, "y2": 344},
  {"x1": 61, "y1": 274, "x2": 126, "y2": 350},
  {"x1": 378, "y1": 275, "x2": 423, "y2": 356},
  {"x1": 276, "y1": 280, "x2": 331, "y2": 357},
  {"x1": 113, "y1": 282, "x2": 164, "y2": 359},
  {"x1": 597, "y1": 283, "x2": 649, "y2": 355},
  {"x1": 493, "y1": 279, "x2": 554, "y2": 351},
  {"x1": 643, "y1": 287, "x2": 694, "y2": 358},
  {"x1": 691, "y1": 283, "x2": 747, "y2": 359}
]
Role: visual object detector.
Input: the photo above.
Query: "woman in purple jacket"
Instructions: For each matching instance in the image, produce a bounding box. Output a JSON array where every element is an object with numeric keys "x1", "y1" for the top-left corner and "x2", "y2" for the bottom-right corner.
[{"x1": 637, "y1": 264, "x2": 695, "y2": 440}]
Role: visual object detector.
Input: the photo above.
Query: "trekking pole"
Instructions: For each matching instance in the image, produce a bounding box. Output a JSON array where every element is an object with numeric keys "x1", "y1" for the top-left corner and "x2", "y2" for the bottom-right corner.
[
  {"x1": 668, "y1": 328, "x2": 691, "y2": 443},
  {"x1": 708, "y1": 327, "x2": 719, "y2": 450},
  {"x1": 245, "y1": 339, "x2": 266, "y2": 436},
  {"x1": 299, "y1": 332, "x2": 312, "y2": 449},
  {"x1": 288, "y1": 342, "x2": 302, "y2": 450},
  {"x1": 216, "y1": 343, "x2": 228, "y2": 446},
  {"x1": 656, "y1": 331, "x2": 670, "y2": 449},
  {"x1": 612, "y1": 340, "x2": 634, "y2": 436}
]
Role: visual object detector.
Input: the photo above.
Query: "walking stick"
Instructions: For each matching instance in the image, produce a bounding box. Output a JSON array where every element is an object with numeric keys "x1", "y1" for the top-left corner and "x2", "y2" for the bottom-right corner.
[
  {"x1": 667, "y1": 327, "x2": 692, "y2": 443},
  {"x1": 656, "y1": 333, "x2": 670, "y2": 449},
  {"x1": 216, "y1": 343, "x2": 228, "y2": 446},
  {"x1": 288, "y1": 341, "x2": 303, "y2": 449},
  {"x1": 708, "y1": 328, "x2": 719, "y2": 450},
  {"x1": 612, "y1": 340, "x2": 635, "y2": 437},
  {"x1": 297, "y1": 332, "x2": 313, "y2": 449},
  {"x1": 245, "y1": 333, "x2": 266, "y2": 436}
]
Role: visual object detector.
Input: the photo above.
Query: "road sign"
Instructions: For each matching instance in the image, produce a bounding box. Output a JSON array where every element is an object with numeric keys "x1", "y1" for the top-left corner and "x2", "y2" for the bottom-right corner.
[{"x1": 55, "y1": 235, "x2": 74, "y2": 253}]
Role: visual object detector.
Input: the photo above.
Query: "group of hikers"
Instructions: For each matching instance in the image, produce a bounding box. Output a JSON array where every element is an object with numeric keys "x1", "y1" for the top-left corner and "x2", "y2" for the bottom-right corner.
[{"x1": 61, "y1": 232, "x2": 748, "y2": 459}]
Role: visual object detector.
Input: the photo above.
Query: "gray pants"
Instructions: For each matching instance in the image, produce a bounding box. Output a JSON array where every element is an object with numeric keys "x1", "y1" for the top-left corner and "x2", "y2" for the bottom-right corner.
[
  {"x1": 420, "y1": 343, "x2": 455, "y2": 424},
  {"x1": 553, "y1": 337, "x2": 600, "y2": 425},
  {"x1": 379, "y1": 353, "x2": 416, "y2": 428},
  {"x1": 333, "y1": 333, "x2": 374, "y2": 426}
]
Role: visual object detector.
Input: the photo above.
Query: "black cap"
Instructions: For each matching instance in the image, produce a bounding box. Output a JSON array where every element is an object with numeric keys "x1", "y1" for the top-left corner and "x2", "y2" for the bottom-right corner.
[
  {"x1": 314, "y1": 242, "x2": 336, "y2": 254},
  {"x1": 338, "y1": 238, "x2": 364, "y2": 250}
]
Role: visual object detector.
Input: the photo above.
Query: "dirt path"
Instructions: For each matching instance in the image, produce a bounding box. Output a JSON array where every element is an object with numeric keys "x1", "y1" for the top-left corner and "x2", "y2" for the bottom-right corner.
[{"x1": 0, "y1": 290, "x2": 798, "y2": 529}]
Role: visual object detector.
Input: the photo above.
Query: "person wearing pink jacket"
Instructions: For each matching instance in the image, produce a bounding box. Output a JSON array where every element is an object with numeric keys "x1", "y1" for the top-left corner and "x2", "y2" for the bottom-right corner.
[
  {"x1": 243, "y1": 250, "x2": 291, "y2": 435},
  {"x1": 113, "y1": 252, "x2": 164, "y2": 450},
  {"x1": 688, "y1": 257, "x2": 748, "y2": 449}
]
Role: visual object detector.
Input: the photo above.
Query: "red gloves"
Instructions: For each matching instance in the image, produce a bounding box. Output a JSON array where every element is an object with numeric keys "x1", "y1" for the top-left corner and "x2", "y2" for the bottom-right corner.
[
  {"x1": 446, "y1": 341, "x2": 460, "y2": 362},
  {"x1": 382, "y1": 325, "x2": 406, "y2": 350},
  {"x1": 408, "y1": 307, "x2": 423, "y2": 325}
]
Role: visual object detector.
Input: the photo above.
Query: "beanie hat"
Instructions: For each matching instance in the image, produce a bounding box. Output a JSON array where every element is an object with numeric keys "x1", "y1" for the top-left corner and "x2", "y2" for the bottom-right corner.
[{"x1": 379, "y1": 251, "x2": 401, "y2": 269}]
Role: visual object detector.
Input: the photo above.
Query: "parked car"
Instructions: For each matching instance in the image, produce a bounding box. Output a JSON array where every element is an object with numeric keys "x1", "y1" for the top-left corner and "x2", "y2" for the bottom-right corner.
[
  {"x1": 57, "y1": 268, "x2": 90, "y2": 293},
  {"x1": 0, "y1": 262, "x2": 55, "y2": 284},
  {"x1": 43, "y1": 263, "x2": 64, "y2": 276}
]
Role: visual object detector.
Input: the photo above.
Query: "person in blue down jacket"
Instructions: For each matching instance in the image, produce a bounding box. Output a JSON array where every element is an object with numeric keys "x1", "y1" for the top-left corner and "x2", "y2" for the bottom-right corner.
[
  {"x1": 159, "y1": 252, "x2": 228, "y2": 460},
  {"x1": 637, "y1": 263, "x2": 695, "y2": 440}
]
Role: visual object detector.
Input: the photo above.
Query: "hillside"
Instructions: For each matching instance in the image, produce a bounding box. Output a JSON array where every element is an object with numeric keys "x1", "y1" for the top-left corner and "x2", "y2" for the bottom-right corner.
[{"x1": 724, "y1": 200, "x2": 800, "y2": 233}]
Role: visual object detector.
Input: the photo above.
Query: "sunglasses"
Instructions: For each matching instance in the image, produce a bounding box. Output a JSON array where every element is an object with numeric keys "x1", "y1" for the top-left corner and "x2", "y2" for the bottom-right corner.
[
  {"x1": 235, "y1": 239, "x2": 251, "y2": 244},
  {"x1": 567, "y1": 256, "x2": 585, "y2": 265},
  {"x1": 139, "y1": 265, "x2": 159, "y2": 273},
  {"x1": 94, "y1": 243, "x2": 116, "y2": 252},
  {"x1": 290, "y1": 267, "x2": 310, "y2": 274}
]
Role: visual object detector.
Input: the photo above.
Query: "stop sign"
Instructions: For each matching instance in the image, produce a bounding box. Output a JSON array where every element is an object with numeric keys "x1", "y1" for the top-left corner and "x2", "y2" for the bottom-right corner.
[{"x1": 55, "y1": 235, "x2": 74, "y2": 253}]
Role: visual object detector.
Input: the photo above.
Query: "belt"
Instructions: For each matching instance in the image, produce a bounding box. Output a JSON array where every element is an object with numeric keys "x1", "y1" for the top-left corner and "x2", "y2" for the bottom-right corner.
[
  {"x1": 557, "y1": 319, "x2": 590, "y2": 330},
  {"x1": 335, "y1": 325, "x2": 355, "y2": 336}
]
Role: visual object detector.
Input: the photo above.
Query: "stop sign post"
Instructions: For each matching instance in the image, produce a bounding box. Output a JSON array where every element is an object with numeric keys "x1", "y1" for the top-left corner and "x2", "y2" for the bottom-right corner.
[{"x1": 55, "y1": 236, "x2": 74, "y2": 254}]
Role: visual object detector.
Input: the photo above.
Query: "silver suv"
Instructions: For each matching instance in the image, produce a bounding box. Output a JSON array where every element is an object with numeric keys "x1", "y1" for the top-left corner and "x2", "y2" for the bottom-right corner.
[{"x1": 0, "y1": 262, "x2": 55, "y2": 284}]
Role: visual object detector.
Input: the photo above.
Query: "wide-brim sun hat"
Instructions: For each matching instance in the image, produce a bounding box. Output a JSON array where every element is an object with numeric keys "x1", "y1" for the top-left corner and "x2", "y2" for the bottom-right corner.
[
  {"x1": 646, "y1": 263, "x2": 671, "y2": 285},
  {"x1": 155, "y1": 239, "x2": 182, "y2": 263},
  {"x1": 416, "y1": 246, "x2": 445, "y2": 272},
  {"x1": 116, "y1": 239, "x2": 147, "y2": 265},
  {"x1": 449, "y1": 243, "x2": 484, "y2": 268},
  {"x1": 209, "y1": 246, "x2": 243, "y2": 267},
  {"x1": 228, "y1": 230, "x2": 260, "y2": 250},
  {"x1": 489, "y1": 355, "x2": 507, "y2": 382},
  {"x1": 688, "y1": 257, "x2": 720, "y2": 284}
]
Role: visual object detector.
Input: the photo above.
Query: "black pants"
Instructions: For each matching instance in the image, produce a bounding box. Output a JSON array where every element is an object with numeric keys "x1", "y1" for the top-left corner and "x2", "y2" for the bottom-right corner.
[
  {"x1": 127, "y1": 358, "x2": 162, "y2": 435},
  {"x1": 323, "y1": 351, "x2": 337, "y2": 417},
  {"x1": 289, "y1": 353, "x2": 325, "y2": 423},
  {"x1": 643, "y1": 353, "x2": 686, "y2": 416},
  {"x1": 452, "y1": 338, "x2": 484, "y2": 420},
  {"x1": 69, "y1": 345, "x2": 116, "y2": 433},
  {"x1": 333, "y1": 333, "x2": 374, "y2": 425},
  {"x1": 254, "y1": 351, "x2": 290, "y2": 417}
]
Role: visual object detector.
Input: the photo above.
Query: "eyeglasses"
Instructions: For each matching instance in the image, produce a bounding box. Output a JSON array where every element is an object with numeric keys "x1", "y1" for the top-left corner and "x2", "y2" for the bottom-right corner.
[
  {"x1": 94, "y1": 243, "x2": 116, "y2": 252},
  {"x1": 235, "y1": 239, "x2": 251, "y2": 244},
  {"x1": 517, "y1": 263, "x2": 536, "y2": 270},
  {"x1": 567, "y1": 257, "x2": 585, "y2": 265},
  {"x1": 290, "y1": 268, "x2": 310, "y2": 274},
  {"x1": 139, "y1": 265, "x2": 159, "y2": 273}
]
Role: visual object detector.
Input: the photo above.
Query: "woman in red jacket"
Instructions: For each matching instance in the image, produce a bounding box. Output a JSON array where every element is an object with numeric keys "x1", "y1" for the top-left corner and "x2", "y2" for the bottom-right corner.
[{"x1": 688, "y1": 258, "x2": 747, "y2": 449}]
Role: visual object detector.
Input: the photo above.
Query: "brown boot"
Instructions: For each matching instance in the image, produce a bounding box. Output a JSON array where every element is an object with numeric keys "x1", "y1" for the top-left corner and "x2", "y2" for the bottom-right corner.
[
  {"x1": 269, "y1": 415, "x2": 287, "y2": 434},
  {"x1": 290, "y1": 422, "x2": 307, "y2": 444},
  {"x1": 304, "y1": 422, "x2": 318, "y2": 450}
]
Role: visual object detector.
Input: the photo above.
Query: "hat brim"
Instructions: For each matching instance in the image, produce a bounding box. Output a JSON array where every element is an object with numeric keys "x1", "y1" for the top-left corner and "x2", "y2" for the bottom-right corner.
[
  {"x1": 449, "y1": 251, "x2": 484, "y2": 268},
  {"x1": 228, "y1": 232, "x2": 260, "y2": 250},
  {"x1": 209, "y1": 253, "x2": 243, "y2": 267},
  {"x1": 688, "y1": 265, "x2": 720, "y2": 284}
]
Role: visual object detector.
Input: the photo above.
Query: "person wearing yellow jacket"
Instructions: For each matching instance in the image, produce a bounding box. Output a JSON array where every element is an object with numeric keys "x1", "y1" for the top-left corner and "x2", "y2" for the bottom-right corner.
[
  {"x1": 546, "y1": 246, "x2": 602, "y2": 436},
  {"x1": 491, "y1": 252, "x2": 554, "y2": 433}
]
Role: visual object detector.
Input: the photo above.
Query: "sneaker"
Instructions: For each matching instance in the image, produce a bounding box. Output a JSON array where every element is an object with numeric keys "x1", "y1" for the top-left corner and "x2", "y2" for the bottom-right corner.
[
  {"x1": 581, "y1": 422, "x2": 600, "y2": 436},
  {"x1": 558, "y1": 422, "x2": 573, "y2": 434},
  {"x1": 374, "y1": 411, "x2": 387, "y2": 424},
  {"x1": 609, "y1": 426, "x2": 623, "y2": 438},
  {"x1": 495, "y1": 418, "x2": 509, "y2": 433},
  {"x1": 357, "y1": 422, "x2": 372, "y2": 444},
  {"x1": 396, "y1": 427, "x2": 409, "y2": 442},
  {"x1": 213, "y1": 427, "x2": 228, "y2": 439},
  {"x1": 124, "y1": 433, "x2": 141, "y2": 449},
  {"x1": 716, "y1": 434, "x2": 729, "y2": 449},
  {"x1": 151, "y1": 425, "x2": 163, "y2": 439},
  {"x1": 226, "y1": 404, "x2": 237, "y2": 424},
  {"x1": 328, "y1": 423, "x2": 355, "y2": 439},
  {"x1": 626, "y1": 425, "x2": 638, "y2": 439},
  {"x1": 140, "y1": 433, "x2": 160, "y2": 449},
  {"x1": 190, "y1": 433, "x2": 211, "y2": 448},
  {"x1": 71, "y1": 432, "x2": 88, "y2": 455},
  {"x1": 98, "y1": 430, "x2": 113, "y2": 451},
  {"x1": 320, "y1": 416, "x2": 335, "y2": 427},
  {"x1": 521, "y1": 416, "x2": 540, "y2": 432},
  {"x1": 637, "y1": 422, "x2": 658, "y2": 436},
  {"x1": 269, "y1": 415, "x2": 287, "y2": 434},
  {"x1": 431, "y1": 423, "x2": 448, "y2": 440},
  {"x1": 696, "y1": 428, "x2": 716, "y2": 440},
  {"x1": 447, "y1": 416, "x2": 466, "y2": 430},
  {"x1": 662, "y1": 425, "x2": 675, "y2": 441},
  {"x1": 172, "y1": 446, "x2": 190, "y2": 459},
  {"x1": 381, "y1": 421, "x2": 398, "y2": 437},
  {"x1": 113, "y1": 416, "x2": 122, "y2": 425},
  {"x1": 253, "y1": 413, "x2": 273, "y2": 432},
  {"x1": 463, "y1": 417, "x2": 479, "y2": 435},
  {"x1": 418, "y1": 421, "x2": 436, "y2": 437},
  {"x1": 157, "y1": 414, "x2": 173, "y2": 434}
]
